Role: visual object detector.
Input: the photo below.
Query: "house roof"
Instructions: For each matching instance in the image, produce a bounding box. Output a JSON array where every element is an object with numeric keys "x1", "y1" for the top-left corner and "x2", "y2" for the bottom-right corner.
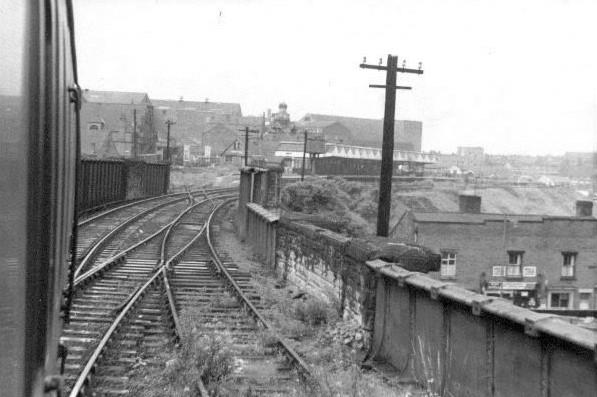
[
  {"x1": 275, "y1": 141, "x2": 304, "y2": 152},
  {"x1": 152, "y1": 99, "x2": 242, "y2": 116},
  {"x1": 412, "y1": 211, "x2": 596, "y2": 224},
  {"x1": 83, "y1": 89, "x2": 150, "y2": 105}
]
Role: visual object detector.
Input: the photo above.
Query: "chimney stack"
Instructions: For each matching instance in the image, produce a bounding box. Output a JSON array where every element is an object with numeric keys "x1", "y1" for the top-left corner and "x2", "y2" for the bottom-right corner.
[
  {"x1": 459, "y1": 194, "x2": 482, "y2": 214},
  {"x1": 575, "y1": 200, "x2": 593, "y2": 217}
]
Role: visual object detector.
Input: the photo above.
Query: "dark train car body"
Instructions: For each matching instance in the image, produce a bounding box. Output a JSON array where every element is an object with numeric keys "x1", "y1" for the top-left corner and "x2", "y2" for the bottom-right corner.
[
  {"x1": 313, "y1": 156, "x2": 425, "y2": 176},
  {"x1": 0, "y1": 1, "x2": 78, "y2": 396},
  {"x1": 78, "y1": 159, "x2": 170, "y2": 212}
]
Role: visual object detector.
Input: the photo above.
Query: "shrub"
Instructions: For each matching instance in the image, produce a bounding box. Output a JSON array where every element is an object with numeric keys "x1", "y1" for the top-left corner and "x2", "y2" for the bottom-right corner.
[{"x1": 294, "y1": 298, "x2": 329, "y2": 327}]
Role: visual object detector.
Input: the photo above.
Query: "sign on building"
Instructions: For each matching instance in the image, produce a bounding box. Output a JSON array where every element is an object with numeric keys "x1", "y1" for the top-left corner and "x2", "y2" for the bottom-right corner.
[
  {"x1": 522, "y1": 266, "x2": 537, "y2": 277},
  {"x1": 492, "y1": 266, "x2": 505, "y2": 277}
]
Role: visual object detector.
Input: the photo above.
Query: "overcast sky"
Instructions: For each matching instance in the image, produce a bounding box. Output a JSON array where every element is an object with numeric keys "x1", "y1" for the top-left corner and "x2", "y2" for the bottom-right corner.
[{"x1": 74, "y1": 0, "x2": 597, "y2": 155}]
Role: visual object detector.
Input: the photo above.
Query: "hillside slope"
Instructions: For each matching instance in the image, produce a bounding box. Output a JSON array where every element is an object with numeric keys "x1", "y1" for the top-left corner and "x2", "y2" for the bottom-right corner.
[{"x1": 281, "y1": 178, "x2": 588, "y2": 237}]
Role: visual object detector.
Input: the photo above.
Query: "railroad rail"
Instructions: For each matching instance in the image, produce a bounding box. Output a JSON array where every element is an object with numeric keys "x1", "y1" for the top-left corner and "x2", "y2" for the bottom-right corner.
[
  {"x1": 63, "y1": 195, "x2": 318, "y2": 396},
  {"x1": 61, "y1": 193, "x2": 232, "y2": 395},
  {"x1": 74, "y1": 187, "x2": 236, "y2": 278}
]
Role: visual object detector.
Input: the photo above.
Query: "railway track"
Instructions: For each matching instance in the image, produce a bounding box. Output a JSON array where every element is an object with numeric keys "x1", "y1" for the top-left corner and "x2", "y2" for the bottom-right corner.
[
  {"x1": 63, "y1": 198, "x2": 318, "y2": 396},
  {"x1": 75, "y1": 187, "x2": 234, "y2": 273},
  {"x1": 61, "y1": 193, "x2": 230, "y2": 394}
]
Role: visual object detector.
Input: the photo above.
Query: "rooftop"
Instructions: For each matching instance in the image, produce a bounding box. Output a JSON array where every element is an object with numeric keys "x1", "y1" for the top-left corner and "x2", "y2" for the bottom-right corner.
[
  {"x1": 152, "y1": 98, "x2": 242, "y2": 116},
  {"x1": 82, "y1": 89, "x2": 150, "y2": 105}
]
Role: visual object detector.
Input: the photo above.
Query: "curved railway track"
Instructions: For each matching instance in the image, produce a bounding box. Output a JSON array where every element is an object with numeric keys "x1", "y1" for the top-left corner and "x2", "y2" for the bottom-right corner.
[
  {"x1": 62, "y1": 194, "x2": 231, "y2": 395},
  {"x1": 75, "y1": 187, "x2": 235, "y2": 273},
  {"x1": 64, "y1": 197, "x2": 318, "y2": 396}
]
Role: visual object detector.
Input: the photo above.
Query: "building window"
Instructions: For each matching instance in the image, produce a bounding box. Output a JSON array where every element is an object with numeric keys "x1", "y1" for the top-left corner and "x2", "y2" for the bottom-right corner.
[
  {"x1": 507, "y1": 251, "x2": 523, "y2": 277},
  {"x1": 579, "y1": 291, "x2": 592, "y2": 310},
  {"x1": 561, "y1": 252, "x2": 576, "y2": 278},
  {"x1": 440, "y1": 250, "x2": 457, "y2": 278},
  {"x1": 549, "y1": 292, "x2": 572, "y2": 309}
]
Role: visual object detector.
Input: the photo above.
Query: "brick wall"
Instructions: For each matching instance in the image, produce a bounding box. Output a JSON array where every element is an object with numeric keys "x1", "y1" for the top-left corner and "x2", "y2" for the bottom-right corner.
[{"x1": 394, "y1": 214, "x2": 597, "y2": 309}]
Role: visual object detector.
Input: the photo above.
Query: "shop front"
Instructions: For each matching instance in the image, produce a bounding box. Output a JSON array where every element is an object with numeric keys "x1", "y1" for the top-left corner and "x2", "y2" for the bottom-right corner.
[{"x1": 486, "y1": 281, "x2": 538, "y2": 308}]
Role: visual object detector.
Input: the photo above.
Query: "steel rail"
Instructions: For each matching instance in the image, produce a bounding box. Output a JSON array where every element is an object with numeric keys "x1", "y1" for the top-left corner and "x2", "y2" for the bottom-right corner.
[
  {"x1": 78, "y1": 187, "x2": 236, "y2": 227},
  {"x1": 68, "y1": 196, "x2": 224, "y2": 397},
  {"x1": 111, "y1": 195, "x2": 235, "y2": 313},
  {"x1": 204, "y1": 199, "x2": 320, "y2": 392},
  {"x1": 74, "y1": 187, "x2": 236, "y2": 278},
  {"x1": 74, "y1": 195, "x2": 189, "y2": 279},
  {"x1": 73, "y1": 194, "x2": 236, "y2": 289}
]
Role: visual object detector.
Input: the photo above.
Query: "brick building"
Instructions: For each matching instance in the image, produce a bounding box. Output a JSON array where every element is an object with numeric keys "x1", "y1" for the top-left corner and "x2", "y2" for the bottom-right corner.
[
  {"x1": 297, "y1": 113, "x2": 422, "y2": 151},
  {"x1": 80, "y1": 90, "x2": 157, "y2": 158},
  {"x1": 391, "y1": 195, "x2": 597, "y2": 310}
]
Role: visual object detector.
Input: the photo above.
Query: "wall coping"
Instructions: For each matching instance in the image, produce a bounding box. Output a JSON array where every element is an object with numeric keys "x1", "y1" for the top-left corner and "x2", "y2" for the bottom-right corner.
[
  {"x1": 366, "y1": 259, "x2": 596, "y2": 355},
  {"x1": 246, "y1": 203, "x2": 280, "y2": 222}
]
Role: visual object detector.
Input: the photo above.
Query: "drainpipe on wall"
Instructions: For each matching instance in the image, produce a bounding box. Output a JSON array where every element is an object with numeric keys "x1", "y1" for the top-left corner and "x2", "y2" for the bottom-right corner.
[{"x1": 250, "y1": 171, "x2": 255, "y2": 203}]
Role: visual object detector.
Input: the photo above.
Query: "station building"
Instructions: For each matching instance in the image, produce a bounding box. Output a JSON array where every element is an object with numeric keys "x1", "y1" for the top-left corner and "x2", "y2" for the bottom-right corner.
[
  {"x1": 273, "y1": 141, "x2": 437, "y2": 174},
  {"x1": 391, "y1": 195, "x2": 597, "y2": 310}
]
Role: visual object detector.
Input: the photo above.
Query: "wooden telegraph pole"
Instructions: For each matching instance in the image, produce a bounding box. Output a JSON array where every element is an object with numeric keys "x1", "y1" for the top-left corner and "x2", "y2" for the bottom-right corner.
[
  {"x1": 301, "y1": 129, "x2": 308, "y2": 181},
  {"x1": 360, "y1": 55, "x2": 423, "y2": 236},
  {"x1": 132, "y1": 108, "x2": 137, "y2": 158},
  {"x1": 165, "y1": 119, "x2": 176, "y2": 162},
  {"x1": 239, "y1": 126, "x2": 259, "y2": 166}
]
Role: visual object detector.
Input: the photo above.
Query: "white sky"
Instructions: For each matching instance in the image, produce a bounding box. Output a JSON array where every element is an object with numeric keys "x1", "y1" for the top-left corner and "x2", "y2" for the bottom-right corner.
[{"x1": 74, "y1": 0, "x2": 597, "y2": 155}]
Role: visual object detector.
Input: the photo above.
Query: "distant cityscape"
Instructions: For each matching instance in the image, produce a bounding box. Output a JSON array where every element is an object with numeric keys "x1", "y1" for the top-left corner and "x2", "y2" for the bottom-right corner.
[{"x1": 74, "y1": 89, "x2": 596, "y2": 189}]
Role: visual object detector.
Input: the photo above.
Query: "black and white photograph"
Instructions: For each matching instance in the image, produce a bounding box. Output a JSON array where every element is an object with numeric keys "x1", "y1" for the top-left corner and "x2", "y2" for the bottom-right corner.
[{"x1": 1, "y1": 1, "x2": 596, "y2": 396}]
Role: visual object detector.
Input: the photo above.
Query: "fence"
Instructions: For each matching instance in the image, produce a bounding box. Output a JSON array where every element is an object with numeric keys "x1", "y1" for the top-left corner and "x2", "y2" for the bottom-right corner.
[
  {"x1": 78, "y1": 159, "x2": 170, "y2": 212},
  {"x1": 240, "y1": 200, "x2": 597, "y2": 396}
]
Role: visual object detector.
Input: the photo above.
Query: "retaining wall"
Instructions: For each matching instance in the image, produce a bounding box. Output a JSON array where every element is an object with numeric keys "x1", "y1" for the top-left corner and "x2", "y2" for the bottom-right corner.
[{"x1": 243, "y1": 202, "x2": 597, "y2": 397}]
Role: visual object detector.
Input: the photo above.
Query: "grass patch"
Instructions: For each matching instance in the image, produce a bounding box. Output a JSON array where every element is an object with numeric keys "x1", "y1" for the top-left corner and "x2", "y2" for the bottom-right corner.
[
  {"x1": 128, "y1": 297, "x2": 235, "y2": 396},
  {"x1": 293, "y1": 298, "x2": 331, "y2": 327}
]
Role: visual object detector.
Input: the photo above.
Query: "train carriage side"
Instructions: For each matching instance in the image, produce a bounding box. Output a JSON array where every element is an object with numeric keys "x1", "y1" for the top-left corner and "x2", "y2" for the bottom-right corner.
[{"x1": 0, "y1": 1, "x2": 78, "y2": 396}]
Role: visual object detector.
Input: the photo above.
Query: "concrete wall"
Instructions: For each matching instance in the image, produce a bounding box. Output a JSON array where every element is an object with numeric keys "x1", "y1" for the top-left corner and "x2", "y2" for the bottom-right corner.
[
  {"x1": 237, "y1": 166, "x2": 282, "y2": 241},
  {"x1": 242, "y1": 202, "x2": 597, "y2": 397},
  {"x1": 369, "y1": 262, "x2": 596, "y2": 397}
]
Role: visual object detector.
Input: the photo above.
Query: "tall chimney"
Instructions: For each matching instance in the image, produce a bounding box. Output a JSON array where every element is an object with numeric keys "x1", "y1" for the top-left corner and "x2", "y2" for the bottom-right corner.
[
  {"x1": 575, "y1": 200, "x2": 593, "y2": 217},
  {"x1": 459, "y1": 194, "x2": 482, "y2": 214}
]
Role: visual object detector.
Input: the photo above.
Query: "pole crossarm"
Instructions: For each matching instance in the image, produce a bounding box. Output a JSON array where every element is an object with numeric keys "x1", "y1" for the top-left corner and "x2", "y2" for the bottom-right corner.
[
  {"x1": 359, "y1": 63, "x2": 424, "y2": 74},
  {"x1": 369, "y1": 84, "x2": 412, "y2": 89}
]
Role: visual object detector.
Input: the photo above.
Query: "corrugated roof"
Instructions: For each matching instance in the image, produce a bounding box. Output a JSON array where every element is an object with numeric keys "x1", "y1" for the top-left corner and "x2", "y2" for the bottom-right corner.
[{"x1": 83, "y1": 90, "x2": 150, "y2": 105}]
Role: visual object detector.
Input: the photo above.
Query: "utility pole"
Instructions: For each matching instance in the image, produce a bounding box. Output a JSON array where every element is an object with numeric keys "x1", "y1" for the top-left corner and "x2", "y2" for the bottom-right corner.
[
  {"x1": 165, "y1": 119, "x2": 176, "y2": 162},
  {"x1": 360, "y1": 54, "x2": 423, "y2": 237},
  {"x1": 132, "y1": 109, "x2": 137, "y2": 158},
  {"x1": 239, "y1": 126, "x2": 259, "y2": 166},
  {"x1": 301, "y1": 129, "x2": 308, "y2": 181}
]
